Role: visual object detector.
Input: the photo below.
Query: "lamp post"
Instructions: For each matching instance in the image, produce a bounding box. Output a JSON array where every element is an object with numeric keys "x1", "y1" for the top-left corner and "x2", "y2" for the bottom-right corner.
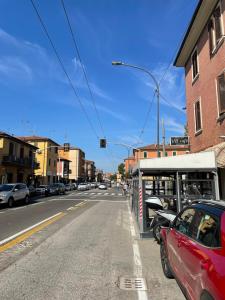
[{"x1": 112, "y1": 61, "x2": 160, "y2": 157}]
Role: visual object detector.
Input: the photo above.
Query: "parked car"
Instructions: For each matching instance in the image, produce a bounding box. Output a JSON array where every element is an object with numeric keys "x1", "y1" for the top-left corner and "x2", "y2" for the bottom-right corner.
[
  {"x1": 160, "y1": 199, "x2": 225, "y2": 300},
  {"x1": 0, "y1": 183, "x2": 30, "y2": 207},
  {"x1": 49, "y1": 183, "x2": 66, "y2": 195},
  {"x1": 28, "y1": 185, "x2": 36, "y2": 197},
  {"x1": 65, "y1": 184, "x2": 72, "y2": 191},
  {"x1": 98, "y1": 183, "x2": 107, "y2": 190},
  {"x1": 90, "y1": 183, "x2": 96, "y2": 189},
  {"x1": 36, "y1": 185, "x2": 50, "y2": 196},
  {"x1": 77, "y1": 183, "x2": 89, "y2": 191},
  {"x1": 71, "y1": 183, "x2": 77, "y2": 190}
]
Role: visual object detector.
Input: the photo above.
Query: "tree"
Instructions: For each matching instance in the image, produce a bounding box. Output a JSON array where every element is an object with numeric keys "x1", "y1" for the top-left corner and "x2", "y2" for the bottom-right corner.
[
  {"x1": 184, "y1": 124, "x2": 188, "y2": 136},
  {"x1": 118, "y1": 163, "x2": 125, "y2": 178},
  {"x1": 110, "y1": 174, "x2": 117, "y2": 181}
]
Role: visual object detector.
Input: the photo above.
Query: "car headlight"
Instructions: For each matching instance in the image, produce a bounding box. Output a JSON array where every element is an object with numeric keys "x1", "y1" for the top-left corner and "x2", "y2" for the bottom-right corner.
[{"x1": 0, "y1": 192, "x2": 8, "y2": 198}]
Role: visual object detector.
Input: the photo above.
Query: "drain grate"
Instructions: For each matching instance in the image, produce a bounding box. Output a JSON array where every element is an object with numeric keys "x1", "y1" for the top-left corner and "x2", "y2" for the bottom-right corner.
[{"x1": 119, "y1": 277, "x2": 147, "y2": 291}]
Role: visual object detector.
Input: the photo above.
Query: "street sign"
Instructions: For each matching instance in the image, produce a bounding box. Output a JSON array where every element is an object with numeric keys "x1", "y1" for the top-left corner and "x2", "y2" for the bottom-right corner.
[{"x1": 170, "y1": 136, "x2": 189, "y2": 146}]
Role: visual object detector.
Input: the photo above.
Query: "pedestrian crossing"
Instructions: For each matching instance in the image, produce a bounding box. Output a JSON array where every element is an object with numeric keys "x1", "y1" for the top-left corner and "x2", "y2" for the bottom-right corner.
[{"x1": 70, "y1": 191, "x2": 123, "y2": 197}]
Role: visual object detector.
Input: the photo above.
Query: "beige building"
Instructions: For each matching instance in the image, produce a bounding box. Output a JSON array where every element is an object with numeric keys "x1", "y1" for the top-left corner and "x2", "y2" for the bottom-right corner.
[
  {"x1": 84, "y1": 160, "x2": 96, "y2": 182},
  {"x1": 18, "y1": 136, "x2": 59, "y2": 185},
  {"x1": 0, "y1": 132, "x2": 38, "y2": 184},
  {"x1": 58, "y1": 147, "x2": 85, "y2": 182}
]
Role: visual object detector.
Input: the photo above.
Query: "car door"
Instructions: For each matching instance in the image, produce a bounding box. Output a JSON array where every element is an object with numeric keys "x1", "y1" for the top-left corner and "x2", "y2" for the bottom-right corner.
[
  {"x1": 167, "y1": 207, "x2": 196, "y2": 284},
  {"x1": 179, "y1": 209, "x2": 222, "y2": 300},
  {"x1": 19, "y1": 184, "x2": 26, "y2": 199},
  {"x1": 13, "y1": 184, "x2": 21, "y2": 201}
]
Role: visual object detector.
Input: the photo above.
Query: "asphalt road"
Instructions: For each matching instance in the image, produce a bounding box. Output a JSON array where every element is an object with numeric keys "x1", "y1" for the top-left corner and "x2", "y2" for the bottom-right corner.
[{"x1": 0, "y1": 187, "x2": 184, "y2": 300}]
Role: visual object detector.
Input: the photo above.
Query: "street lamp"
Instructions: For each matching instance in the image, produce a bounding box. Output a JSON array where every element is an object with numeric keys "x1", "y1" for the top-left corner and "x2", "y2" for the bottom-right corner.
[{"x1": 112, "y1": 61, "x2": 160, "y2": 157}]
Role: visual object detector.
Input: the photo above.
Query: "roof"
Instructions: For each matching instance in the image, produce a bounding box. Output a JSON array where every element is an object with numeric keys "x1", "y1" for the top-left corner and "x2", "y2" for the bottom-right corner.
[
  {"x1": 136, "y1": 144, "x2": 189, "y2": 151},
  {"x1": 203, "y1": 142, "x2": 225, "y2": 168},
  {"x1": 57, "y1": 157, "x2": 71, "y2": 162},
  {"x1": 174, "y1": 0, "x2": 218, "y2": 66},
  {"x1": 124, "y1": 156, "x2": 135, "y2": 161},
  {"x1": 0, "y1": 132, "x2": 38, "y2": 149},
  {"x1": 18, "y1": 135, "x2": 59, "y2": 146},
  {"x1": 85, "y1": 160, "x2": 95, "y2": 164},
  {"x1": 135, "y1": 151, "x2": 217, "y2": 173}
]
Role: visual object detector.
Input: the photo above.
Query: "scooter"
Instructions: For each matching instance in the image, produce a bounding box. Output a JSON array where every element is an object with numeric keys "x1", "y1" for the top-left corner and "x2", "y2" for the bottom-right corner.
[
  {"x1": 152, "y1": 210, "x2": 177, "y2": 243},
  {"x1": 145, "y1": 197, "x2": 177, "y2": 243}
]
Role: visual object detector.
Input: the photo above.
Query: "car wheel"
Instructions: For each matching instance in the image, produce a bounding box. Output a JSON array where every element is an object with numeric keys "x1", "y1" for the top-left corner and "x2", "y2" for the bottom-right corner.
[
  {"x1": 24, "y1": 195, "x2": 30, "y2": 205},
  {"x1": 160, "y1": 241, "x2": 174, "y2": 279},
  {"x1": 200, "y1": 291, "x2": 214, "y2": 300},
  {"x1": 8, "y1": 197, "x2": 14, "y2": 208}
]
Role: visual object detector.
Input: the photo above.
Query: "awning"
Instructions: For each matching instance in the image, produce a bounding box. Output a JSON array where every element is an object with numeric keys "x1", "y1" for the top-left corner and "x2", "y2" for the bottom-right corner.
[
  {"x1": 133, "y1": 151, "x2": 217, "y2": 173},
  {"x1": 203, "y1": 142, "x2": 225, "y2": 168}
]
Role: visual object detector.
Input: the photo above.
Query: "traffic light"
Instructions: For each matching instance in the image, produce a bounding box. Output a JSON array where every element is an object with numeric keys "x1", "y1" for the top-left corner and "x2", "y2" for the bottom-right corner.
[
  {"x1": 64, "y1": 143, "x2": 70, "y2": 152},
  {"x1": 100, "y1": 139, "x2": 106, "y2": 148}
]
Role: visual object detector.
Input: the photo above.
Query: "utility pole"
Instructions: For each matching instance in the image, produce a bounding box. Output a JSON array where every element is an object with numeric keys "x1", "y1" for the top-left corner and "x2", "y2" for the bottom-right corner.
[{"x1": 162, "y1": 119, "x2": 166, "y2": 157}]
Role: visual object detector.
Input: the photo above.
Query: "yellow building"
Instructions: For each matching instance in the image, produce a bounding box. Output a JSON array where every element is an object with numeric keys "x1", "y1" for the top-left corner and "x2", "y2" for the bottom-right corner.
[
  {"x1": 0, "y1": 132, "x2": 38, "y2": 184},
  {"x1": 18, "y1": 136, "x2": 59, "y2": 185},
  {"x1": 58, "y1": 147, "x2": 85, "y2": 182}
]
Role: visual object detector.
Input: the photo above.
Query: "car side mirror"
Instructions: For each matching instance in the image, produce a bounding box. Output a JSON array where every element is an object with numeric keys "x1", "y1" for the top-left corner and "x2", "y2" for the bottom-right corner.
[{"x1": 14, "y1": 188, "x2": 18, "y2": 192}]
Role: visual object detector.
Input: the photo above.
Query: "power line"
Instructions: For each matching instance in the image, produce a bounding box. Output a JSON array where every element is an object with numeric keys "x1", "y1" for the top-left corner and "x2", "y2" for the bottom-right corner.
[
  {"x1": 30, "y1": 0, "x2": 99, "y2": 140},
  {"x1": 60, "y1": 0, "x2": 106, "y2": 138}
]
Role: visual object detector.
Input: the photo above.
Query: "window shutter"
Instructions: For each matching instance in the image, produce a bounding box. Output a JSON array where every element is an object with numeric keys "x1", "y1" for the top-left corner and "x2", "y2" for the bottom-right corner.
[
  {"x1": 218, "y1": 73, "x2": 225, "y2": 114},
  {"x1": 214, "y1": 7, "x2": 222, "y2": 42},
  {"x1": 208, "y1": 19, "x2": 214, "y2": 53}
]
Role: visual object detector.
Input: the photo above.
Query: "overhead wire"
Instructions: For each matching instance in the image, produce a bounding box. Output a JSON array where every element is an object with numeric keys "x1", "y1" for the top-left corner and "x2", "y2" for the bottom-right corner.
[
  {"x1": 60, "y1": 0, "x2": 106, "y2": 138},
  {"x1": 30, "y1": 0, "x2": 99, "y2": 140}
]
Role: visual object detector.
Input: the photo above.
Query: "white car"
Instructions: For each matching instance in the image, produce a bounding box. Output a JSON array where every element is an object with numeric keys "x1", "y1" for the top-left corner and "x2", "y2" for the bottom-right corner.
[
  {"x1": 0, "y1": 183, "x2": 30, "y2": 207},
  {"x1": 98, "y1": 184, "x2": 107, "y2": 190},
  {"x1": 77, "y1": 183, "x2": 89, "y2": 191}
]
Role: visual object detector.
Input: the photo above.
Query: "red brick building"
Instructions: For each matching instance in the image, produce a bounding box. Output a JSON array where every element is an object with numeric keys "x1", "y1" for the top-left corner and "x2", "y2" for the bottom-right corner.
[
  {"x1": 174, "y1": 0, "x2": 225, "y2": 152},
  {"x1": 174, "y1": 0, "x2": 225, "y2": 196}
]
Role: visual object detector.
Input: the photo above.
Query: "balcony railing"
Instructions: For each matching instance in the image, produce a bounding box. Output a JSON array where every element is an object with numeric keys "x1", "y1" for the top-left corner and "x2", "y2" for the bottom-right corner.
[{"x1": 2, "y1": 155, "x2": 40, "y2": 169}]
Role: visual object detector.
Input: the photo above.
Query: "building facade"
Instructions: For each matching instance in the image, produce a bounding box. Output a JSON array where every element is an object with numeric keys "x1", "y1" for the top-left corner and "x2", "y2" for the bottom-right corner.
[
  {"x1": 0, "y1": 132, "x2": 38, "y2": 184},
  {"x1": 57, "y1": 157, "x2": 71, "y2": 183},
  {"x1": 174, "y1": 0, "x2": 225, "y2": 152},
  {"x1": 18, "y1": 136, "x2": 59, "y2": 185},
  {"x1": 84, "y1": 160, "x2": 96, "y2": 182},
  {"x1": 124, "y1": 156, "x2": 136, "y2": 174},
  {"x1": 134, "y1": 144, "x2": 189, "y2": 160},
  {"x1": 58, "y1": 147, "x2": 85, "y2": 182},
  {"x1": 174, "y1": 0, "x2": 225, "y2": 197}
]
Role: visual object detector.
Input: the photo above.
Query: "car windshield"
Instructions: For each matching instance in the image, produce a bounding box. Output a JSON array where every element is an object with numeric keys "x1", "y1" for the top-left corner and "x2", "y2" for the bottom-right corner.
[
  {"x1": 0, "y1": 184, "x2": 14, "y2": 192},
  {"x1": 39, "y1": 185, "x2": 46, "y2": 188}
]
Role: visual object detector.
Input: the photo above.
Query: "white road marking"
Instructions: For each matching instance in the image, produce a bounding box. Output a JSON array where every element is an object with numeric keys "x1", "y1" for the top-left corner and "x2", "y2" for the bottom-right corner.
[
  {"x1": 0, "y1": 212, "x2": 63, "y2": 246},
  {"x1": 127, "y1": 203, "x2": 148, "y2": 300}
]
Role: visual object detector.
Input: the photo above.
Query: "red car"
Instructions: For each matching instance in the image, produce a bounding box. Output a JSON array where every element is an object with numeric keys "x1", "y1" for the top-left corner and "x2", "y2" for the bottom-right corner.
[{"x1": 160, "y1": 200, "x2": 225, "y2": 300}]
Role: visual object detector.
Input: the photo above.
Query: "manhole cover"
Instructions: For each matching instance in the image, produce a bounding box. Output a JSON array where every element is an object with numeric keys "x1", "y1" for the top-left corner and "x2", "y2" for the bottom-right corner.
[{"x1": 119, "y1": 277, "x2": 147, "y2": 291}]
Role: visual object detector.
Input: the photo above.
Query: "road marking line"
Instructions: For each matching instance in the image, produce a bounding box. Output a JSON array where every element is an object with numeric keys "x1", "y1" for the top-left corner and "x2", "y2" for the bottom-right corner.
[
  {"x1": 0, "y1": 212, "x2": 66, "y2": 253},
  {"x1": 67, "y1": 207, "x2": 75, "y2": 211},
  {"x1": 127, "y1": 203, "x2": 148, "y2": 300}
]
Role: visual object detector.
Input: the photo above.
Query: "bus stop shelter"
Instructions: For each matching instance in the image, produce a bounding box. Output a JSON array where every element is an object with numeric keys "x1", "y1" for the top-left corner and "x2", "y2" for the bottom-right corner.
[{"x1": 131, "y1": 151, "x2": 219, "y2": 237}]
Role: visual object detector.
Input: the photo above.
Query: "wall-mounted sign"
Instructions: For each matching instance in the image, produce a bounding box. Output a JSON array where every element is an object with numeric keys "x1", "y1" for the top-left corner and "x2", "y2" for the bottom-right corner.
[{"x1": 170, "y1": 136, "x2": 189, "y2": 146}]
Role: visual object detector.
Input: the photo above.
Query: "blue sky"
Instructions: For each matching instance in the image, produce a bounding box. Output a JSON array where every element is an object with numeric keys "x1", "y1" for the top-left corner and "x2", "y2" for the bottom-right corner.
[{"x1": 0, "y1": 0, "x2": 198, "y2": 172}]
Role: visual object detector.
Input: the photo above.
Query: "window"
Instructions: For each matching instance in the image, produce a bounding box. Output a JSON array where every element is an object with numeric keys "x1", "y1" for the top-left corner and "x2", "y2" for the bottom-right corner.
[
  {"x1": 165, "y1": 152, "x2": 168, "y2": 157},
  {"x1": 54, "y1": 160, "x2": 56, "y2": 167},
  {"x1": 191, "y1": 49, "x2": 199, "y2": 80},
  {"x1": 173, "y1": 151, "x2": 177, "y2": 156},
  {"x1": 217, "y1": 72, "x2": 225, "y2": 115},
  {"x1": 192, "y1": 210, "x2": 221, "y2": 248},
  {"x1": 208, "y1": 4, "x2": 223, "y2": 54},
  {"x1": 174, "y1": 208, "x2": 196, "y2": 236},
  {"x1": 194, "y1": 100, "x2": 202, "y2": 132},
  {"x1": 48, "y1": 158, "x2": 51, "y2": 166},
  {"x1": 55, "y1": 147, "x2": 58, "y2": 153},
  {"x1": 9, "y1": 142, "x2": 14, "y2": 155},
  {"x1": 143, "y1": 151, "x2": 147, "y2": 158},
  {"x1": 158, "y1": 151, "x2": 161, "y2": 157}
]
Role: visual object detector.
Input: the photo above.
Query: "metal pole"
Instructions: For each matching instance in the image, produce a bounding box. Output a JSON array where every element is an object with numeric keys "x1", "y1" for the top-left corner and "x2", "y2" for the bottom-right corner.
[
  {"x1": 176, "y1": 171, "x2": 182, "y2": 212},
  {"x1": 162, "y1": 119, "x2": 166, "y2": 157},
  {"x1": 214, "y1": 171, "x2": 220, "y2": 200},
  {"x1": 157, "y1": 88, "x2": 160, "y2": 157}
]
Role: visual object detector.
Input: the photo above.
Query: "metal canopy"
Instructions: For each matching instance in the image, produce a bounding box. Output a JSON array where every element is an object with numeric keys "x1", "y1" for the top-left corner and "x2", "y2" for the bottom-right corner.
[{"x1": 134, "y1": 151, "x2": 217, "y2": 174}]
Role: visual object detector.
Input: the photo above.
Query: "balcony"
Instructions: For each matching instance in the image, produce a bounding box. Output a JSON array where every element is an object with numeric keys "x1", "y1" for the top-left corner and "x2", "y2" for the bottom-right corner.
[{"x1": 2, "y1": 156, "x2": 40, "y2": 169}]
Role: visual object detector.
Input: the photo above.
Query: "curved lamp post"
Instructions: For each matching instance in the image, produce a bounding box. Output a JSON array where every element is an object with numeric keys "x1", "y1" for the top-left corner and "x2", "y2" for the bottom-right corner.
[{"x1": 112, "y1": 61, "x2": 160, "y2": 157}]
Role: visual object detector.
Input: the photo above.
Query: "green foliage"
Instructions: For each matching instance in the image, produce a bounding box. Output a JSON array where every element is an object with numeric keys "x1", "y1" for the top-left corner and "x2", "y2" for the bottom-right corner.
[{"x1": 118, "y1": 163, "x2": 125, "y2": 177}]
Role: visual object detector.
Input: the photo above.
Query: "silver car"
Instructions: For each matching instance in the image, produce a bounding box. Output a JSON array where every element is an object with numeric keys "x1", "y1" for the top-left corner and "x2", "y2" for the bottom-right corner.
[{"x1": 0, "y1": 183, "x2": 30, "y2": 207}]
